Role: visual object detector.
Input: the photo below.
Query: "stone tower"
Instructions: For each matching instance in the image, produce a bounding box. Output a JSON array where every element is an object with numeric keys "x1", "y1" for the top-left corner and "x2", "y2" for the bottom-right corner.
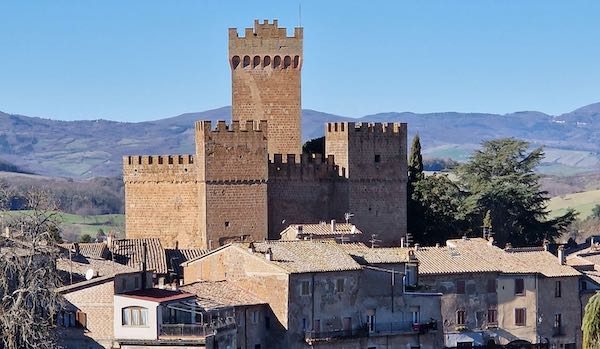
[
  {"x1": 195, "y1": 120, "x2": 269, "y2": 249},
  {"x1": 229, "y1": 19, "x2": 303, "y2": 157},
  {"x1": 325, "y1": 122, "x2": 408, "y2": 246}
]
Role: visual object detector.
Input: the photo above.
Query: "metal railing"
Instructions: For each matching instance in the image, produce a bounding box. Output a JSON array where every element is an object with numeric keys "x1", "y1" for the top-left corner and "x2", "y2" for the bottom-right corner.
[
  {"x1": 159, "y1": 324, "x2": 214, "y2": 338},
  {"x1": 305, "y1": 326, "x2": 369, "y2": 342}
]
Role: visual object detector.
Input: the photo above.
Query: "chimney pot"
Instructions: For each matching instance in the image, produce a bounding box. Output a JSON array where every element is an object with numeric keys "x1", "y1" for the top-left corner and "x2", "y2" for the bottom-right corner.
[
  {"x1": 265, "y1": 247, "x2": 273, "y2": 261},
  {"x1": 558, "y1": 245, "x2": 565, "y2": 265},
  {"x1": 331, "y1": 219, "x2": 336, "y2": 233},
  {"x1": 414, "y1": 243, "x2": 420, "y2": 251},
  {"x1": 400, "y1": 237, "x2": 405, "y2": 248},
  {"x1": 4, "y1": 227, "x2": 10, "y2": 238}
]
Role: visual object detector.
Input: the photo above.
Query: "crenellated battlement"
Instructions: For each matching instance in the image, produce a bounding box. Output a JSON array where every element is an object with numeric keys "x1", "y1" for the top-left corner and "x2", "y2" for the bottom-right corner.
[
  {"x1": 229, "y1": 19, "x2": 303, "y2": 40},
  {"x1": 229, "y1": 19, "x2": 302, "y2": 59},
  {"x1": 326, "y1": 122, "x2": 406, "y2": 135},
  {"x1": 123, "y1": 154, "x2": 196, "y2": 183},
  {"x1": 268, "y1": 153, "x2": 345, "y2": 181},
  {"x1": 195, "y1": 120, "x2": 268, "y2": 134}
]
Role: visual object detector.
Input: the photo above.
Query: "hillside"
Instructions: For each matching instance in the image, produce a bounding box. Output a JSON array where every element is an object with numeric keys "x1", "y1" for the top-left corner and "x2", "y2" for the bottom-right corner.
[{"x1": 2, "y1": 102, "x2": 600, "y2": 178}]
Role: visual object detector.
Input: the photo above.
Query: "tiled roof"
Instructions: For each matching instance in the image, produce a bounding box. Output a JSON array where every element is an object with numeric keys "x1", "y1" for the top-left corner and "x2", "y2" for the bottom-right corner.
[
  {"x1": 445, "y1": 238, "x2": 580, "y2": 278},
  {"x1": 58, "y1": 242, "x2": 108, "y2": 259},
  {"x1": 56, "y1": 255, "x2": 137, "y2": 284},
  {"x1": 181, "y1": 281, "x2": 265, "y2": 310},
  {"x1": 110, "y1": 238, "x2": 168, "y2": 274},
  {"x1": 281, "y1": 222, "x2": 364, "y2": 237},
  {"x1": 166, "y1": 248, "x2": 209, "y2": 265},
  {"x1": 241, "y1": 240, "x2": 362, "y2": 274},
  {"x1": 414, "y1": 246, "x2": 500, "y2": 275},
  {"x1": 335, "y1": 243, "x2": 412, "y2": 264}
]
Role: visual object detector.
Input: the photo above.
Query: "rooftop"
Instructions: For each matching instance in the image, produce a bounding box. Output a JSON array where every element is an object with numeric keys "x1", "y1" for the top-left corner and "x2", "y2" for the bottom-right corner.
[
  {"x1": 281, "y1": 222, "x2": 363, "y2": 238},
  {"x1": 110, "y1": 238, "x2": 168, "y2": 274},
  {"x1": 335, "y1": 243, "x2": 412, "y2": 264},
  {"x1": 242, "y1": 240, "x2": 362, "y2": 274},
  {"x1": 119, "y1": 288, "x2": 195, "y2": 303},
  {"x1": 56, "y1": 255, "x2": 137, "y2": 284},
  {"x1": 58, "y1": 242, "x2": 108, "y2": 259},
  {"x1": 181, "y1": 280, "x2": 265, "y2": 310}
]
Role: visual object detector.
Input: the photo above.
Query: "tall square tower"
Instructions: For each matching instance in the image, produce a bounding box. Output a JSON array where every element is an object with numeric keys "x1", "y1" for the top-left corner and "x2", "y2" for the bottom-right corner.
[{"x1": 229, "y1": 19, "x2": 303, "y2": 157}]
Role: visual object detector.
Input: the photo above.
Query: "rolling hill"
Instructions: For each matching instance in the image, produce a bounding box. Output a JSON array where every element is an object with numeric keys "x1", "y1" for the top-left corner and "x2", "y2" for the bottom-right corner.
[{"x1": 1, "y1": 102, "x2": 600, "y2": 178}]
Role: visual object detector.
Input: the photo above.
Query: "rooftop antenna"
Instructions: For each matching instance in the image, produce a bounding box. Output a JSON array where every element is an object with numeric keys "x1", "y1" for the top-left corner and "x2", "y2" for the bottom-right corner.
[
  {"x1": 344, "y1": 212, "x2": 354, "y2": 224},
  {"x1": 298, "y1": 1, "x2": 302, "y2": 27},
  {"x1": 369, "y1": 234, "x2": 381, "y2": 248}
]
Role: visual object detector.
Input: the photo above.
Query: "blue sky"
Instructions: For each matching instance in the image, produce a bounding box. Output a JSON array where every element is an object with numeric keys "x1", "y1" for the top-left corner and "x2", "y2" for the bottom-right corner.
[{"x1": 1, "y1": 1, "x2": 599, "y2": 122}]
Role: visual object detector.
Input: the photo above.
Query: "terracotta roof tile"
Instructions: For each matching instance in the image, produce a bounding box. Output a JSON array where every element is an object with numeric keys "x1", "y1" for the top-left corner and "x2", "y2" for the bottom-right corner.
[
  {"x1": 281, "y1": 222, "x2": 363, "y2": 237},
  {"x1": 58, "y1": 242, "x2": 108, "y2": 259},
  {"x1": 56, "y1": 255, "x2": 137, "y2": 284},
  {"x1": 242, "y1": 240, "x2": 362, "y2": 274},
  {"x1": 110, "y1": 238, "x2": 168, "y2": 274},
  {"x1": 335, "y1": 243, "x2": 412, "y2": 264},
  {"x1": 181, "y1": 281, "x2": 265, "y2": 310}
]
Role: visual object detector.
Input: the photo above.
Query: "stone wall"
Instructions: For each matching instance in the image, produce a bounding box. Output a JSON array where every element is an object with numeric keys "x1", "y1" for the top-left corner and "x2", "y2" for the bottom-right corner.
[
  {"x1": 229, "y1": 19, "x2": 302, "y2": 157},
  {"x1": 123, "y1": 155, "x2": 198, "y2": 248}
]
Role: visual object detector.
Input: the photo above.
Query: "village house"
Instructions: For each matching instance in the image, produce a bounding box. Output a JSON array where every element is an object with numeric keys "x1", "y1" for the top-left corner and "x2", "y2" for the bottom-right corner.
[
  {"x1": 181, "y1": 240, "x2": 444, "y2": 349},
  {"x1": 419, "y1": 237, "x2": 582, "y2": 349}
]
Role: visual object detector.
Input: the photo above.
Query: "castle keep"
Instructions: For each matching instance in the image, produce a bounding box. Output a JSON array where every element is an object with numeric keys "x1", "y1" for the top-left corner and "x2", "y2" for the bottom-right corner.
[{"x1": 123, "y1": 20, "x2": 408, "y2": 249}]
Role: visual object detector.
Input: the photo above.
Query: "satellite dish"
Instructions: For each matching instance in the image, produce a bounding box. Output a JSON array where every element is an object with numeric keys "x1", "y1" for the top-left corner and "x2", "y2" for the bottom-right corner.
[{"x1": 85, "y1": 269, "x2": 96, "y2": 280}]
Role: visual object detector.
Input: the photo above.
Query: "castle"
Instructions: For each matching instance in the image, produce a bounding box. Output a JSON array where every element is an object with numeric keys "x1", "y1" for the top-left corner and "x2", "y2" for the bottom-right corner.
[{"x1": 123, "y1": 20, "x2": 408, "y2": 249}]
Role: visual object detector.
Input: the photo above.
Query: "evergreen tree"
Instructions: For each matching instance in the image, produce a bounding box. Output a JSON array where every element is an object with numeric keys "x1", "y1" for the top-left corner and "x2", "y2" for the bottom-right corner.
[
  {"x1": 458, "y1": 138, "x2": 576, "y2": 246},
  {"x1": 408, "y1": 134, "x2": 424, "y2": 183},
  {"x1": 583, "y1": 292, "x2": 600, "y2": 348}
]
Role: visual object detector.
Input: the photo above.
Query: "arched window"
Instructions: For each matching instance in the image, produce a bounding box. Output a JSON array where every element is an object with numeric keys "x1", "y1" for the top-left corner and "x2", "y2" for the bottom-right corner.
[
  {"x1": 263, "y1": 56, "x2": 271, "y2": 67},
  {"x1": 293, "y1": 55, "x2": 300, "y2": 68},
  {"x1": 273, "y1": 55, "x2": 281, "y2": 68},
  {"x1": 231, "y1": 56, "x2": 240, "y2": 69},
  {"x1": 283, "y1": 55, "x2": 291, "y2": 68},
  {"x1": 243, "y1": 55, "x2": 250, "y2": 68},
  {"x1": 253, "y1": 55, "x2": 260, "y2": 68},
  {"x1": 122, "y1": 306, "x2": 149, "y2": 326}
]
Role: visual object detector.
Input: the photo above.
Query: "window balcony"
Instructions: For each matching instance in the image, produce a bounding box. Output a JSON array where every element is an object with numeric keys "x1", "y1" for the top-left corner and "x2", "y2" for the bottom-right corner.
[
  {"x1": 304, "y1": 326, "x2": 369, "y2": 344},
  {"x1": 159, "y1": 320, "x2": 235, "y2": 339}
]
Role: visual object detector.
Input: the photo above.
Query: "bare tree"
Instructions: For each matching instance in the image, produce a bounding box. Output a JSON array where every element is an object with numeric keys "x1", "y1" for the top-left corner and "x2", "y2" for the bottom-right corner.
[{"x1": 0, "y1": 184, "x2": 63, "y2": 349}]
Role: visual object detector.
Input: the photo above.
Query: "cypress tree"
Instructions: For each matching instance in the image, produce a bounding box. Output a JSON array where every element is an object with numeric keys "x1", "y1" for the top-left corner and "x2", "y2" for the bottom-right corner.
[
  {"x1": 408, "y1": 134, "x2": 424, "y2": 183},
  {"x1": 583, "y1": 292, "x2": 600, "y2": 348}
]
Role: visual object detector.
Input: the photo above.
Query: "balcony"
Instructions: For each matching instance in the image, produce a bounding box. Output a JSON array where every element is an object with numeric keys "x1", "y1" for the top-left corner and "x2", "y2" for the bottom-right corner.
[
  {"x1": 372, "y1": 320, "x2": 438, "y2": 336},
  {"x1": 305, "y1": 326, "x2": 369, "y2": 344},
  {"x1": 159, "y1": 320, "x2": 236, "y2": 339}
]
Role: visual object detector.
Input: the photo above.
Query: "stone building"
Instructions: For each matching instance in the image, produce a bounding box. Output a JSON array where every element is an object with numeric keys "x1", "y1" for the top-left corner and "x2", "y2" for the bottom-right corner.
[
  {"x1": 123, "y1": 19, "x2": 408, "y2": 250},
  {"x1": 181, "y1": 240, "x2": 444, "y2": 349},
  {"x1": 415, "y1": 237, "x2": 581, "y2": 349}
]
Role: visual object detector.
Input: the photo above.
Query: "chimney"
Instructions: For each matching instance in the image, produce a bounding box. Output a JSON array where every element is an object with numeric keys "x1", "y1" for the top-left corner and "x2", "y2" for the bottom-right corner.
[
  {"x1": 558, "y1": 245, "x2": 565, "y2": 265},
  {"x1": 591, "y1": 237, "x2": 595, "y2": 246},
  {"x1": 505, "y1": 243, "x2": 512, "y2": 250},
  {"x1": 543, "y1": 239, "x2": 549, "y2": 251},
  {"x1": 462, "y1": 235, "x2": 468, "y2": 241},
  {"x1": 330, "y1": 219, "x2": 336, "y2": 233},
  {"x1": 73, "y1": 243, "x2": 80, "y2": 256},
  {"x1": 4, "y1": 227, "x2": 10, "y2": 239},
  {"x1": 400, "y1": 237, "x2": 405, "y2": 248},
  {"x1": 297, "y1": 225, "x2": 303, "y2": 239},
  {"x1": 435, "y1": 243, "x2": 440, "y2": 248},
  {"x1": 106, "y1": 231, "x2": 114, "y2": 248},
  {"x1": 414, "y1": 243, "x2": 420, "y2": 251},
  {"x1": 265, "y1": 247, "x2": 273, "y2": 261},
  {"x1": 248, "y1": 242, "x2": 256, "y2": 253},
  {"x1": 158, "y1": 277, "x2": 165, "y2": 289},
  {"x1": 170, "y1": 281, "x2": 179, "y2": 291},
  {"x1": 141, "y1": 242, "x2": 148, "y2": 290}
]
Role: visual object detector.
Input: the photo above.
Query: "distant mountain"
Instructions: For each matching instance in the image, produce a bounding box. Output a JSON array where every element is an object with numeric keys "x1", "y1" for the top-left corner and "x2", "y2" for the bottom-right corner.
[{"x1": 1, "y1": 102, "x2": 600, "y2": 178}]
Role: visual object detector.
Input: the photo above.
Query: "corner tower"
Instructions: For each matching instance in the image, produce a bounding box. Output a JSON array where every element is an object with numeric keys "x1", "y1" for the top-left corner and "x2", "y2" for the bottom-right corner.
[
  {"x1": 325, "y1": 122, "x2": 408, "y2": 246},
  {"x1": 229, "y1": 19, "x2": 303, "y2": 157}
]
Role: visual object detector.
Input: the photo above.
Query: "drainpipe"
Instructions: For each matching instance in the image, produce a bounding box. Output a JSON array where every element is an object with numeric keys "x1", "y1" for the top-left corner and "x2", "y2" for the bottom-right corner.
[
  {"x1": 311, "y1": 273, "x2": 315, "y2": 332},
  {"x1": 244, "y1": 307, "x2": 248, "y2": 349},
  {"x1": 535, "y1": 275, "x2": 539, "y2": 344},
  {"x1": 141, "y1": 242, "x2": 148, "y2": 289}
]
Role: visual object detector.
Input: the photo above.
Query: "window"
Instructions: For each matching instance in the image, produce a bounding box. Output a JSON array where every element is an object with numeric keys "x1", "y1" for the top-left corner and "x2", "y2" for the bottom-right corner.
[
  {"x1": 134, "y1": 277, "x2": 139, "y2": 289},
  {"x1": 314, "y1": 319, "x2": 321, "y2": 333},
  {"x1": 412, "y1": 310, "x2": 420, "y2": 324},
  {"x1": 301, "y1": 281, "x2": 310, "y2": 295},
  {"x1": 555, "y1": 280, "x2": 562, "y2": 297},
  {"x1": 515, "y1": 308, "x2": 526, "y2": 326},
  {"x1": 121, "y1": 279, "x2": 127, "y2": 291},
  {"x1": 374, "y1": 154, "x2": 381, "y2": 163},
  {"x1": 343, "y1": 317, "x2": 352, "y2": 331},
  {"x1": 243, "y1": 55, "x2": 250, "y2": 68},
  {"x1": 225, "y1": 221, "x2": 230, "y2": 228},
  {"x1": 515, "y1": 278, "x2": 525, "y2": 295},
  {"x1": 456, "y1": 310, "x2": 466, "y2": 325},
  {"x1": 457, "y1": 343, "x2": 473, "y2": 349},
  {"x1": 336, "y1": 278, "x2": 345, "y2": 293},
  {"x1": 57, "y1": 310, "x2": 78, "y2": 327},
  {"x1": 554, "y1": 313, "x2": 562, "y2": 329},
  {"x1": 265, "y1": 316, "x2": 271, "y2": 330},
  {"x1": 582, "y1": 280, "x2": 588, "y2": 291},
  {"x1": 254, "y1": 345, "x2": 261, "y2": 349},
  {"x1": 456, "y1": 280, "x2": 466, "y2": 294},
  {"x1": 302, "y1": 318, "x2": 307, "y2": 330},
  {"x1": 367, "y1": 314, "x2": 375, "y2": 332},
  {"x1": 487, "y1": 279, "x2": 496, "y2": 293},
  {"x1": 122, "y1": 306, "x2": 148, "y2": 326},
  {"x1": 487, "y1": 309, "x2": 497, "y2": 324},
  {"x1": 251, "y1": 310, "x2": 259, "y2": 324}
]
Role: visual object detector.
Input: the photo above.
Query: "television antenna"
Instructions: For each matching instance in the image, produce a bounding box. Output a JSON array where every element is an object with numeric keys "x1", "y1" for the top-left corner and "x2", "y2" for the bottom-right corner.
[{"x1": 369, "y1": 234, "x2": 381, "y2": 248}]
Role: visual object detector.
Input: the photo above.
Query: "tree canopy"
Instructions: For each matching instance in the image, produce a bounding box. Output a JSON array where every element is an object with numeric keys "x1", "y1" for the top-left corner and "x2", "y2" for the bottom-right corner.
[{"x1": 583, "y1": 292, "x2": 600, "y2": 349}]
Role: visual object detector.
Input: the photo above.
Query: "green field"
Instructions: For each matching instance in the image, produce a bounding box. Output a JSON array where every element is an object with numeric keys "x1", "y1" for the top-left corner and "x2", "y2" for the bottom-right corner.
[
  {"x1": 547, "y1": 189, "x2": 600, "y2": 219},
  {"x1": 1, "y1": 210, "x2": 125, "y2": 241}
]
